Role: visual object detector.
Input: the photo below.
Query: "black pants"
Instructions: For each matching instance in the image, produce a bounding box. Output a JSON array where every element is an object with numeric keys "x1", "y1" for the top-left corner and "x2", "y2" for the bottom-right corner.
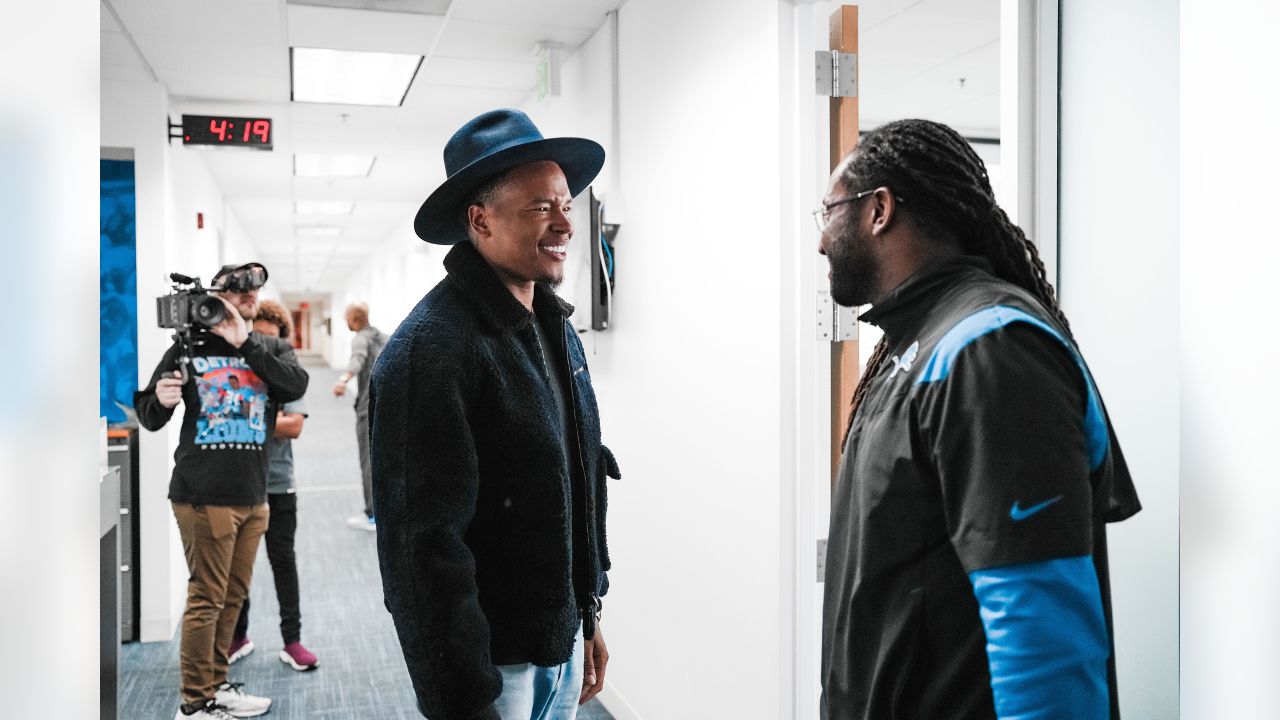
[{"x1": 233, "y1": 492, "x2": 301, "y2": 644}]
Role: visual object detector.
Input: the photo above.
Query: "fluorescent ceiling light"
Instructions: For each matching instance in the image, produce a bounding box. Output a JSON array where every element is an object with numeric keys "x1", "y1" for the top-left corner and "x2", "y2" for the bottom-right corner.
[
  {"x1": 294, "y1": 154, "x2": 375, "y2": 178},
  {"x1": 287, "y1": 0, "x2": 453, "y2": 15},
  {"x1": 292, "y1": 47, "x2": 422, "y2": 106},
  {"x1": 296, "y1": 226, "x2": 343, "y2": 239},
  {"x1": 295, "y1": 199, "x2": 355, "y2": 215}
]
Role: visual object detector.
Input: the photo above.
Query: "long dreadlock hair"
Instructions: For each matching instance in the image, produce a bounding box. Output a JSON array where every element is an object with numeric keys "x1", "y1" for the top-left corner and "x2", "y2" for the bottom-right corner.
[{"x1": 841, "y1": 118, "x2": 1071, "y2": 441}]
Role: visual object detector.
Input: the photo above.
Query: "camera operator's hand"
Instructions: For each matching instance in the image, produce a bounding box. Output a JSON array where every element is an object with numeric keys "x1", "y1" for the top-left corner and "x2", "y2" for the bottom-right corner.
[
  {"x1": 210, "y1": 295, "x2": 250, "y2": 348},
  {"x1": 155, "y1": 371, "x2": 184, "y2": 409}
]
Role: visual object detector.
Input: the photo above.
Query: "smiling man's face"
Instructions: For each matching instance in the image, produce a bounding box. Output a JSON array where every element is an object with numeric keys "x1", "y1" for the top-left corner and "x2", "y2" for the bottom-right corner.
[{"x1": 469, "y1": 160, "x2": 573, "y2": 289}]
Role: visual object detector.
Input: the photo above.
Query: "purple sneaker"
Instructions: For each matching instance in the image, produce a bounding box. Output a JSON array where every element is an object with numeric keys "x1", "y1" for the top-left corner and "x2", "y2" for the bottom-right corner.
[
  {"x1": 279, "y1": 641, "x2": 318, "y2": 671},
  {"x1": 227, "y1": 636, "x2": 254, "y2": 664}
]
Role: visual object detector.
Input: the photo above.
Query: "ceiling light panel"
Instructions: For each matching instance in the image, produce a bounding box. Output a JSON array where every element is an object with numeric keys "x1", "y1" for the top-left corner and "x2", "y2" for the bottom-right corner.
[
  {"x1": 286, "y1": 3, "x2": 446, "y2": 57},
  {"x1": 287, "y1": 0, "x2": 452, "y2": 15},
  {"x1": 292, "y1": 47, "x2": 423, "y2": 106},
  {"x1": 294, "y1": 153, "x2": 376, "y2": 178},
  {"x1": 295, "y1": 200, "x2": 355, "y2": 215},
  {"x1": 296, "y1": 225, "x2": 343, "y2": 238}
]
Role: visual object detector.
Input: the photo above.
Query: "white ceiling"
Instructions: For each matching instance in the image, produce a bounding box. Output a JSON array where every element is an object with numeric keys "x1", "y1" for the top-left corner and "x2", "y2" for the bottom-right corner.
[
  {"x1": 102, "y1": 0, "x2": 997, "y2": 294},
  {"x1": 854, "y1": 0, "x2": 1001, "y2": 136}
]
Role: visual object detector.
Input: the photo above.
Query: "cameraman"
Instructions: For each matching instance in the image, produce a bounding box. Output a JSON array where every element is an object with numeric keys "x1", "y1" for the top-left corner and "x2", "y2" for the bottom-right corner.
[{"x1": 135, "y1": 263, "x2": 309, "y2": 720}]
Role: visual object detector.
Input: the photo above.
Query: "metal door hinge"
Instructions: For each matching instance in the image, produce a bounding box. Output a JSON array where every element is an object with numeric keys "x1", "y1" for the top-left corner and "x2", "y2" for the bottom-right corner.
[
  {"x1": 817, "y1": 538, "x2": 828, "y2": 582},
  {"x1": 817, "y1": 291, "x2": 858, "y2": 342},
  {"x1": 815, "y1": 51, "x2": 857, "y2": 97}
]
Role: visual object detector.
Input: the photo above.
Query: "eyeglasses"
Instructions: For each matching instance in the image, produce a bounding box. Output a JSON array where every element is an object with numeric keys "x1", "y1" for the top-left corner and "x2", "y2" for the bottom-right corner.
[{"x1": 811, "y1": 188, "x2": 903, "y2": 232}]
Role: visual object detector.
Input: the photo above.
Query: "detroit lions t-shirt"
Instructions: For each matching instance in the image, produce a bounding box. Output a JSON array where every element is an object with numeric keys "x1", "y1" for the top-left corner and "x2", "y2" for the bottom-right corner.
[{"x1": 144, "y1": 335, "x2": 277, "y2": 506}]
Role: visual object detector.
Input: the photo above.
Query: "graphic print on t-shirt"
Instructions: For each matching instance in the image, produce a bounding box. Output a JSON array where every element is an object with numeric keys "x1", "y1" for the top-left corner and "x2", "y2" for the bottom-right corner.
[{"x1": 192, "y1": 355, "x2": 267, "y2": 447}]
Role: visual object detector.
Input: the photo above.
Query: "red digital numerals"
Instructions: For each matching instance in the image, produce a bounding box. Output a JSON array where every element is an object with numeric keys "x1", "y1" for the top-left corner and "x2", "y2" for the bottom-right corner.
[
  {"x1": 249, "y1": 120, "x2": 270, "y2": 143},
  {"x1": 207, "y1": 117, "x2": 269, "y2": 144}
]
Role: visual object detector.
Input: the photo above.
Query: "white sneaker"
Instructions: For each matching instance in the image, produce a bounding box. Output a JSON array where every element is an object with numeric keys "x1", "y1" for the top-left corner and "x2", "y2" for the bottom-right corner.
[
  {"x1": 214, "y1": 682, "x2": 272, "y2": 718},
  {"x1": 175, "y1": 700, "x2": 238, "y2": 719},
  {"x1": 346, "y1": 515, "x2": 376, "y2": 532}
]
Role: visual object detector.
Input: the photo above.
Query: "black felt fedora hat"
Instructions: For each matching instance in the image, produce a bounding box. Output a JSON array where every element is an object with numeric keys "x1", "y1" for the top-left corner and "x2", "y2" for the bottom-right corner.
[{"x1": 414, "y1": 109, "x2": 605, "y2": 245}]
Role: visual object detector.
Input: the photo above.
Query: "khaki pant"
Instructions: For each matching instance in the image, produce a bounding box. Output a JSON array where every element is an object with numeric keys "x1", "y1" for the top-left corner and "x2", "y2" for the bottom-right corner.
[{"x1": 172, "y1": 501, "x2": 269, "y2": 704}]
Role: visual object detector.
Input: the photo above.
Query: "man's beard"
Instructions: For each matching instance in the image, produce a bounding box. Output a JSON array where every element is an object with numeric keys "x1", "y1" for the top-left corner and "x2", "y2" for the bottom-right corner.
[
  {"x1": 827, "y1": 222, "x2": 880, "y2": 308},
  {"x1": 537, "y1": 270, "x2": 563, "y2": 290}
]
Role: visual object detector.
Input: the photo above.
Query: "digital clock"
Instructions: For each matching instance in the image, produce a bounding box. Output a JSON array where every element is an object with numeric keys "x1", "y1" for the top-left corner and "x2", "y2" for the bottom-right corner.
[{"x1": 181, "y1": 114, "x2": 273, "y2": 150}]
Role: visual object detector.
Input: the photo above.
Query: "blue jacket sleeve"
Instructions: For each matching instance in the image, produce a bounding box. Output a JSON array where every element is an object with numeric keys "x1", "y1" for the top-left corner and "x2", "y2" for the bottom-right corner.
[{"x1": 969, "y1": 555, "x2": 1111, "y2": 720}]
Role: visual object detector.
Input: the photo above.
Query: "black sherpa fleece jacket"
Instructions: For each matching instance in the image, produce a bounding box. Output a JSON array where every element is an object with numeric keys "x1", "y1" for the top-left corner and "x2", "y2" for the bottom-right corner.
[{"x1": 369, "y1": 240, "x2": 620, "y2": 720}]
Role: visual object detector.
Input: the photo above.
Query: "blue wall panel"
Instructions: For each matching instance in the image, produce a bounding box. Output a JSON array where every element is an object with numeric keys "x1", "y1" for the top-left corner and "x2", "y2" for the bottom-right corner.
[{"x1": 100, "y1": 159, "x2": 138, "y2": 423}]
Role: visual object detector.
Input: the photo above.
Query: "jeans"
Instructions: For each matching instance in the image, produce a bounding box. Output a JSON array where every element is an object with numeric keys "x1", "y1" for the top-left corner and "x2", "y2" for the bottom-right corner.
[
  {"x1": 233, "y1": 492, "x2": 301, "y2": 644},
  {"x1": 171, "y1": 501, "x2": 269, "y2": 703},
  {"x1": 492, "y1": 629, "x2": 584, "y2": 720}
]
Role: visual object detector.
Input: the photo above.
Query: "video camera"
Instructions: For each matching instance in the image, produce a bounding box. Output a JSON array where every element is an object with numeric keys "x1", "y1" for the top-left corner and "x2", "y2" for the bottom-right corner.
[
  {"x1": 155, "y1": 274, "x2": 225, "y2": 334},
  {"x1": 154, "y1": 263, "x2": 268, "y2": 380}
]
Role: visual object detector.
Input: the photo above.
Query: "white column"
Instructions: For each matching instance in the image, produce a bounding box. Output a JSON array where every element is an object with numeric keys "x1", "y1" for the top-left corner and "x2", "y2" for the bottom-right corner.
[
  {"x1": 999, "y1": 0, "x2": 1058, "y2": 285},
  {"x1": 1058, "y1": 1, "x2": 1179, "y2": 717}
]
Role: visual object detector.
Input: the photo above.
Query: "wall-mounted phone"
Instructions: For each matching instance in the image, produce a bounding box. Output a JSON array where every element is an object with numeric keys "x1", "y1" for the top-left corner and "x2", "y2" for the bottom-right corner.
[{"x1": 589, "y1": 188, "x2": 620, "y2": 331}]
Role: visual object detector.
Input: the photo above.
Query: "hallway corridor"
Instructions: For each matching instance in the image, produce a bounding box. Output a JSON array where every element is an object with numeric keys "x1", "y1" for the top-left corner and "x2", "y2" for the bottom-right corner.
[{"x1": 120, "y1": 355, "x2": 614, "y2": 719}]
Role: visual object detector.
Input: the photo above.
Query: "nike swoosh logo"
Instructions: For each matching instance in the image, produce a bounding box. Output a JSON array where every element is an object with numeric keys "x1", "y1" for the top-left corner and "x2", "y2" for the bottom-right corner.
[{"x1": 1009, "y1": 495, "x2": 1065, "y2": 521}]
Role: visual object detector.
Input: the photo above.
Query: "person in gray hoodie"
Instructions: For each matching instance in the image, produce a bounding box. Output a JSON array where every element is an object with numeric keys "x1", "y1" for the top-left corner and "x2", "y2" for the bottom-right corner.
[{"x1": 333, "y1": 301, "x2": 387, "y2": 532}]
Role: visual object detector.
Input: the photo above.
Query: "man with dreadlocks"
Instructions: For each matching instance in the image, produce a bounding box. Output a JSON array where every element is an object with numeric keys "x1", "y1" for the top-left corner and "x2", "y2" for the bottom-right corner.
[{"x1": 816, "y1": 119, "x2": 1142, "y2": 720}]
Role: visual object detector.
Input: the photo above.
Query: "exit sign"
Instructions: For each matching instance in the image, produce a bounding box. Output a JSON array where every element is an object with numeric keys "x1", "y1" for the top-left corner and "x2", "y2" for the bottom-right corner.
[{"x1": 535, "y1": 44, "x2": 561, "y2": 101}]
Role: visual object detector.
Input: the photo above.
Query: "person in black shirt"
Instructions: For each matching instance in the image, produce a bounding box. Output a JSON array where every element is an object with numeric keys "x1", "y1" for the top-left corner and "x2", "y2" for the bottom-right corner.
[
  {"x1": 371, "y1": 109, "x2": 619, "y2": 720},
  {"x1": 816, "y1": 119, "x2": 1141, "y2": 720},
  {"x1": 136, "y1": 263, "x2": 309, "y2": 720}
]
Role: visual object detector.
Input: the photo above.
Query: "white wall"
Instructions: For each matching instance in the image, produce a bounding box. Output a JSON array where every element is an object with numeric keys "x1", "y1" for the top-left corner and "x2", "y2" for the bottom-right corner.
[
  {"x1": 102, "y1": 77, "x2": 265, "y2": 642},
  {"x1": 522, "y1": 7, "x2": 616, "y2": 335},
  {"x1": 555, "y1": 2, "x2": 787, "y2": 717},
  {"x1": 1180, "y1": 2, "x2": 1280, "y2": 717},
  {"x1": 102, "y1": 77, "x2": 187, "y2": 642},
  {"x1": 1057, "y1": 2, "x2": 1179, "y2": 717},
  {"x1": 5, "y1": 4, "x2": 99, "y2": 715},
  {"x1": 334, "y1": 227, "x2": 444, "y2": 370}
]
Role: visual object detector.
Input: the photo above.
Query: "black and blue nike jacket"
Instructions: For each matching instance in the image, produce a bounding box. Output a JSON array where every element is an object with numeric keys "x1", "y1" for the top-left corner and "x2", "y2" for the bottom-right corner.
[{"x1": 820, "y1": 256, "x2": 1141, "y2": 720}]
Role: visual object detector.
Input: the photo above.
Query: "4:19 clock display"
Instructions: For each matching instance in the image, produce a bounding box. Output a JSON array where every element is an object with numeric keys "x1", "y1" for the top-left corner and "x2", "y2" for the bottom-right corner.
[{"x1": 182, "y1": 114, "x2": 273, "y2": 150}]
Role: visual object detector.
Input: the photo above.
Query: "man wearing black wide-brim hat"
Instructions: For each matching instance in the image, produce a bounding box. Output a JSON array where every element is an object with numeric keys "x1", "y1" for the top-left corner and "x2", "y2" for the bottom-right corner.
[{"x1": 370, "y1": 109, "x2": 622, "y2": 720}]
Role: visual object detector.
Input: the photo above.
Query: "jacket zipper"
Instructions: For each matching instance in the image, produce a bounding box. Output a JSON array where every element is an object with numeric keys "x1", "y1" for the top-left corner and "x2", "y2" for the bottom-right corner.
[{"x1": 556, "y1": 319, "x2": 601, "y2": 634}]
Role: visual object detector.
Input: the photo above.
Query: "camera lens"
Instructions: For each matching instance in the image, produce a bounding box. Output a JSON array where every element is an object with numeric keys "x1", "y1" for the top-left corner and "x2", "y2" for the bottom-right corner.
[{"x1": 192, "y1": 296, "x2": 226, "y2": 328}]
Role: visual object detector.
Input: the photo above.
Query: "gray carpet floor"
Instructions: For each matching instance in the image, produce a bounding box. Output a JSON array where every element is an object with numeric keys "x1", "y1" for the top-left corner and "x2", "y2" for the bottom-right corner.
[{"x1": 120, "y1": 355, "x2": 613, "y2": 720}]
